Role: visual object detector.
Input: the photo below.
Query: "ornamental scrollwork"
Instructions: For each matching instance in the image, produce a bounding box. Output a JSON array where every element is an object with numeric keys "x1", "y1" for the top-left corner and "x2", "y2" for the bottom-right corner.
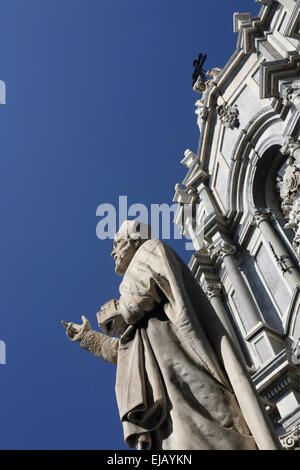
[{"x1": 279, "y1": 424, "x2": 300, "y2": 450}]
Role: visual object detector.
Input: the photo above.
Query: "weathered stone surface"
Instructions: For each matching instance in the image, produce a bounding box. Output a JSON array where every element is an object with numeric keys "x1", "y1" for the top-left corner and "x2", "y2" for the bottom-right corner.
[{"x1": 63, "y1": 221, "x2": 280, "y2": 450}]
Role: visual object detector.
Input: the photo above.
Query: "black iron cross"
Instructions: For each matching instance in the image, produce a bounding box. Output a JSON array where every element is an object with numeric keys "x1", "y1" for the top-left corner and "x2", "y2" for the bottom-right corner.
[{"x1": 192, "y1": 53, "x2": 207, "y2": 86}]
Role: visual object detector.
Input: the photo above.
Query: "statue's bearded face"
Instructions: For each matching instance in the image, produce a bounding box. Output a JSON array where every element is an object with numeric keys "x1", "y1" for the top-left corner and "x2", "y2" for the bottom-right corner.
[{"x1": 111, "y1": 237, "x2": 138, "y2": 275}]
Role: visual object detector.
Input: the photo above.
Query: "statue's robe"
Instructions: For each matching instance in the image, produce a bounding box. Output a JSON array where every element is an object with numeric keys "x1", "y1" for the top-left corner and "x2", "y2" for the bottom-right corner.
[{"x1": 116, "y1": 239, "x2": 280, "y2": 450}]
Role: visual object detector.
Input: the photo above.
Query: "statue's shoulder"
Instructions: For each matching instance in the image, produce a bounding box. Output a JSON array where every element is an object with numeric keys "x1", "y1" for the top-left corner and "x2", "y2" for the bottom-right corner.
[
  {"x1": 132, "y1": 239, "x2": 165, "y2": 263},
  {"x1": 138, "y1": 238, "x2": 166, "y2": 255}
]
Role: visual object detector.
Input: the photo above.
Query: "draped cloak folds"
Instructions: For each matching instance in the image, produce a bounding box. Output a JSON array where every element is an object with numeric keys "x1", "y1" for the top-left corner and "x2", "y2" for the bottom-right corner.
[{"x1": 116, "y1": 239, "x2": 280, "y2": 450}]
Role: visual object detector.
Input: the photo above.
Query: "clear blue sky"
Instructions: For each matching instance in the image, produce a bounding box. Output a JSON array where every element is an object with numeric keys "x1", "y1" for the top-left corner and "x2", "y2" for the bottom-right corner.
[{"x1": 0, "y1": 0, "x2": 260, "y2": 450}]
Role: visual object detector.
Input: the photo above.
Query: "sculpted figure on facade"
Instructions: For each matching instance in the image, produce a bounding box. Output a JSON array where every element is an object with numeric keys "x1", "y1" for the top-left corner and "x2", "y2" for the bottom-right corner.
[
  {"x1": 279, "y1": 137, "x2": 300, "y2": 261},
  {"x1": 62, "y1": 220, "x2": 280, "y2": 450},
  {"x1": 281, "y1": 82, "x2": 300, "y2": 109},
  {"x1": 193, "y1": 64, "x2": 222, "y2": 94},
  {"x1": 195, "y1": 98, "x2": 209, "y2": 129},
  {"x1": 205, "y1": 67, "x2": 222, "y2": 88},
  {"x1": 216, "y1": 103, "x2": 240, "y2": 129}
]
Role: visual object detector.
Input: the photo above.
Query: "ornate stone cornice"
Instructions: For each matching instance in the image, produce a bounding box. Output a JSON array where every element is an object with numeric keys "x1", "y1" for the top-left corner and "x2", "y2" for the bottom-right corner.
[
  {"x1": 262, "y1": 371, "x2": 299, "y2": 401},
  {"x1": 233, "y1": 13, "x2": 252, "y2": 33},
  {"x1": 204, "y1": 282, "x2": 222, "y2": 300},
  {"x1": 280, "y1": 424, "x2": 300, "y2": 450},
  {"x1": 260, "y1": 52, "x2": 300, "y2": 101},
  {"x1": 250, "y1": 208, "x2": 271, "y2": 227}
]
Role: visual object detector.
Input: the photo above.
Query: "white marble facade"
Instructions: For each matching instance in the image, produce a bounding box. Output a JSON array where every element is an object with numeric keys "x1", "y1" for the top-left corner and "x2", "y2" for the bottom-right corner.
[{"x1": 174, "y1": 0, "x2": 300, "y2": 449}]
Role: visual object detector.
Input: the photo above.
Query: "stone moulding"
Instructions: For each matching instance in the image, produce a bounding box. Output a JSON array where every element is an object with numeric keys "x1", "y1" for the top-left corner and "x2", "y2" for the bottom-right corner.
[{"x1": 260, "y1": 53, "x2": 300, "y2": 101}]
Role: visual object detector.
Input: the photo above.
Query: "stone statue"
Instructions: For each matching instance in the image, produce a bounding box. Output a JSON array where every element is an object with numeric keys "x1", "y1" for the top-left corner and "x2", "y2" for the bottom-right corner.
[{"x1": 62, "y1": 220, "x2": 280, "y2": 450}]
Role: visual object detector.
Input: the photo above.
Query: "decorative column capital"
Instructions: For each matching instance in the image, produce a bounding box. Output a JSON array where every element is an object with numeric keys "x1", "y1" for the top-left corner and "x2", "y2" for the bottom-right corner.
[
  {"x1": 204, "y1": 282, "x2": 222, "y2": 300},
  {"x1": 216, "y1": 103, "x2": 239, "y2": 129},
  {"x1": 280, "y1": 136, "x2": 300, "y2": 158},
  {"x1": 250, "y1": 208, "x2": 271, "y2": 227},
  {"x1": 279, "y1": 423, "x2": 300, "y2": 450},
  {"x1": 207, "y1": 239, "x2": 236, "y2": 262}
]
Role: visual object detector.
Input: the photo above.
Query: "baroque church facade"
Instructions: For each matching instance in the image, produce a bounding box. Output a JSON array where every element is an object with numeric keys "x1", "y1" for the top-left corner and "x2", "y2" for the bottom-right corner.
[{"x1": 174, "y1": 0, "x2": 300, "y2": 449}]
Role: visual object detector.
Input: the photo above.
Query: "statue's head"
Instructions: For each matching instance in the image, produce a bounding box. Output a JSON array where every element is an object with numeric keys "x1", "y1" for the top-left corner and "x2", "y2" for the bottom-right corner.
[{"x1": 111, "y1": 220, "x2": 151, "y2": 275}]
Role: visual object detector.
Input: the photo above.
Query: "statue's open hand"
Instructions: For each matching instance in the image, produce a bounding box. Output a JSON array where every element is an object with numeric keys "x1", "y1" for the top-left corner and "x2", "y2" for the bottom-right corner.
[{"x1": 61, "y1": 315, "x2": 91, "y2": 342}]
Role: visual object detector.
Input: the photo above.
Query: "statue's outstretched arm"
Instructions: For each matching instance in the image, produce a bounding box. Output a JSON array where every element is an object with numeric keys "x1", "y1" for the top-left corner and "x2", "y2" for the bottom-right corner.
[
  {"x1": 62, "y1": 315, "x2": 119, "y2": 365},
  {"x1": 80, "y1": 329, "x2": 119, "y2": 365}
]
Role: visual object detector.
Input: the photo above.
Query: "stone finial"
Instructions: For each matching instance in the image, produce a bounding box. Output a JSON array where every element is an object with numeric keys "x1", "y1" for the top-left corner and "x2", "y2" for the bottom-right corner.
[
  {"x1": 216, "y1": 103, "x2": 240, "y2": 129},
  {"x1": 204, "y1": 282, "x2": 222, "y2": 300},
  {"x1": 250, "y1": 208, "x2": 271, "y2": 227}
]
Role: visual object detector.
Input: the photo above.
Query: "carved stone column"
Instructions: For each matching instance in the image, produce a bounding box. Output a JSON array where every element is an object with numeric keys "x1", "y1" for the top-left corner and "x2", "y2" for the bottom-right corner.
[
  {"x1": 208, "y1": 239, "x2": 262, "y2": 331},
  {"x1": 204, "y1": 280, "x2": 246, "y2": 360},
  {"x1": 251, "y1": 208, "x2": 300, "y2": 290}
]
